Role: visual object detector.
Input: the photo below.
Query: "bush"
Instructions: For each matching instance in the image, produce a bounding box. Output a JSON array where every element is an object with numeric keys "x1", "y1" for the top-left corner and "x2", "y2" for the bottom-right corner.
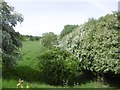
[
  {"x1": 80, "y1": 12, "x2": 120, "y2": 74},
  {"x1": 38, "y1": 47, "x2": 82, "y2": 86},
  {"x1": 58, "y1": 12, "x2": 120, "y2": 83}
]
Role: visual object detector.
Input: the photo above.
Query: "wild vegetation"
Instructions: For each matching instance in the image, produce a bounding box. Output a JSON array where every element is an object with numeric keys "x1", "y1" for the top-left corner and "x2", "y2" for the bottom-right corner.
[
  {"x1": 59, "y1": 12, "x2": 120, "y2": 87},
  {"x1": 38, "y1": 47, "x2": 80, "y2": 86},
  {"x1": 2, "y1": 41, "x2": 109, "y2": 88},
  {"x1": 1, "y1": 0, "x2": 120, "y2": 89}
]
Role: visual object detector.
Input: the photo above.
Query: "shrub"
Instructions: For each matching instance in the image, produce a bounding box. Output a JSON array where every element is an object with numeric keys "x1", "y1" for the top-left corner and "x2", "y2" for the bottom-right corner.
[
  {"x1": 38, "y1": 47, "x2": 82, "y2": 86},
  {"x1": 58, "y1": 12, "x2": 120, "y2": 83}
]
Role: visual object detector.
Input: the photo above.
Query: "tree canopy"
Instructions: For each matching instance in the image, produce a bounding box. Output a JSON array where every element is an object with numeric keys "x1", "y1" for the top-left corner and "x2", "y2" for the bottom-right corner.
[
  {"x1": 40, "y1": 32, "x2": 57, "y2": 47},
  {"x1": 1, "y1": 0, "x2": 24, "y2": 67},
  {"x1": 60, "y1": 25, "x2": 79, "y2": 39}
]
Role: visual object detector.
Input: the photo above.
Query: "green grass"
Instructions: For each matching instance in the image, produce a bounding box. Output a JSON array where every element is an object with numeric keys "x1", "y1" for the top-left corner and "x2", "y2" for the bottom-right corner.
[
  {"x1": 15, "y1": 41, "x2": 48, "y2": 82},
  {"x1": 0, "y1": 78, "x2": 2, "y2": 89},
  {"x1": 74, "y1": 82, "x2": 109, "y2": 88},
  {"x1": 2, "y1": 79, "x2": 59, "y2": 88},
  {"x1": 18, "y1": 41, "x2": 47, "y2": 70},
  {"x1": 2, "y1": 79, "x2": 18, "y2": 88},
  {"x1": 2, "y1": 79, "x2": 109, "y2": 88},
  {"x1": 2, "y1": 79, "x2": 63, "y2": 88}
]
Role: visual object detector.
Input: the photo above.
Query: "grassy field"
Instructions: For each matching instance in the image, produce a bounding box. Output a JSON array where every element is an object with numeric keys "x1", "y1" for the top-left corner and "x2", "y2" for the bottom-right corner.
[
  {"x1": 2, "y1": 79, "x2": 109, "y2": 88},
  {"x1": 19, "y1": 41, "x2": 47, "y2": 69},
  {"x1": 15, "y1": 41, "x2": 48, "y2": 82},
  {"x1": 2, "y1": 41, "x2": 110, "y2": 88}
]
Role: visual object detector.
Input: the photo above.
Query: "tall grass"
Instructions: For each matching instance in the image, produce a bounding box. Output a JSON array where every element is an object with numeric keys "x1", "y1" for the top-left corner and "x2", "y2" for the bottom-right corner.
[{"x1": 2, "y1": 79, "x2": 18, "y2": 88}]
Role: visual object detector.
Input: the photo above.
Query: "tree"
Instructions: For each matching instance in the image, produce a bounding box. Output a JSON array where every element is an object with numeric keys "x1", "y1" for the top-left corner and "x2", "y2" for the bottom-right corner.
[
  {"x1": 60, "y1": 25, "x2": 79, "y2": 39},
  {"x1": 29, "y1": 35, "x2": 34, "y2": 41},
  {"x1": 1, "y1": 0, "x2": 24, "y2": 67},
  {"x1": 34, "y1": 36, "x2": 41, "y2": 41},
  {"x1": 40, "y1": 32, "x2": 57, "y2": 47}
]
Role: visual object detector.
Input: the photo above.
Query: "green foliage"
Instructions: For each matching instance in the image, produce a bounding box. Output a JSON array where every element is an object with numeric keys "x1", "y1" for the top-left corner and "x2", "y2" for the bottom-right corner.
[
  {"x1": 80, "y1": 12, "x2": 120, "y2": 74},
  {"x1": 3, "y1": 41, "x2": 48, "y2": 82},
  {"x1": 40, "y1": 32, "x2": 57, "y2": 47},
  {"x1": 29, "y1": 35, "x2": 40, "y2": 41},
  {"x1": 34, "y1": 36, "x2": 41, "y2": 41},
  {"x1": 1, "y1": 1, "x2": 24, "y2": 67},
  {"x1": 38, "y1": 47, "x2": 81, "y2": 85},
  {"x1": 20, "y1": 35, "x2": 41, "y2": 41},
  {"x1": 59, "y1": 12, "x2": 120, "y2": 75},
  {"x1": 60, "y1": 25, "x2": 79, "y2": 39},
  {"x1": 19, "y1": 35, "x2": 27, "y2": 41}
]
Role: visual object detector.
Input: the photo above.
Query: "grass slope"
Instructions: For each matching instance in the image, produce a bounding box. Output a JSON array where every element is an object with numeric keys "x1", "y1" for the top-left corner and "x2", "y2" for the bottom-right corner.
[
  {"x1": 15, "y1": 41, "x2": 48, "y2": 82},
  {"x1": 2, "y1": 41, "x2": 110, "y2": 88},
  {"x1": 19, "y1": 41, "x2": 47, "y2": 68}
]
